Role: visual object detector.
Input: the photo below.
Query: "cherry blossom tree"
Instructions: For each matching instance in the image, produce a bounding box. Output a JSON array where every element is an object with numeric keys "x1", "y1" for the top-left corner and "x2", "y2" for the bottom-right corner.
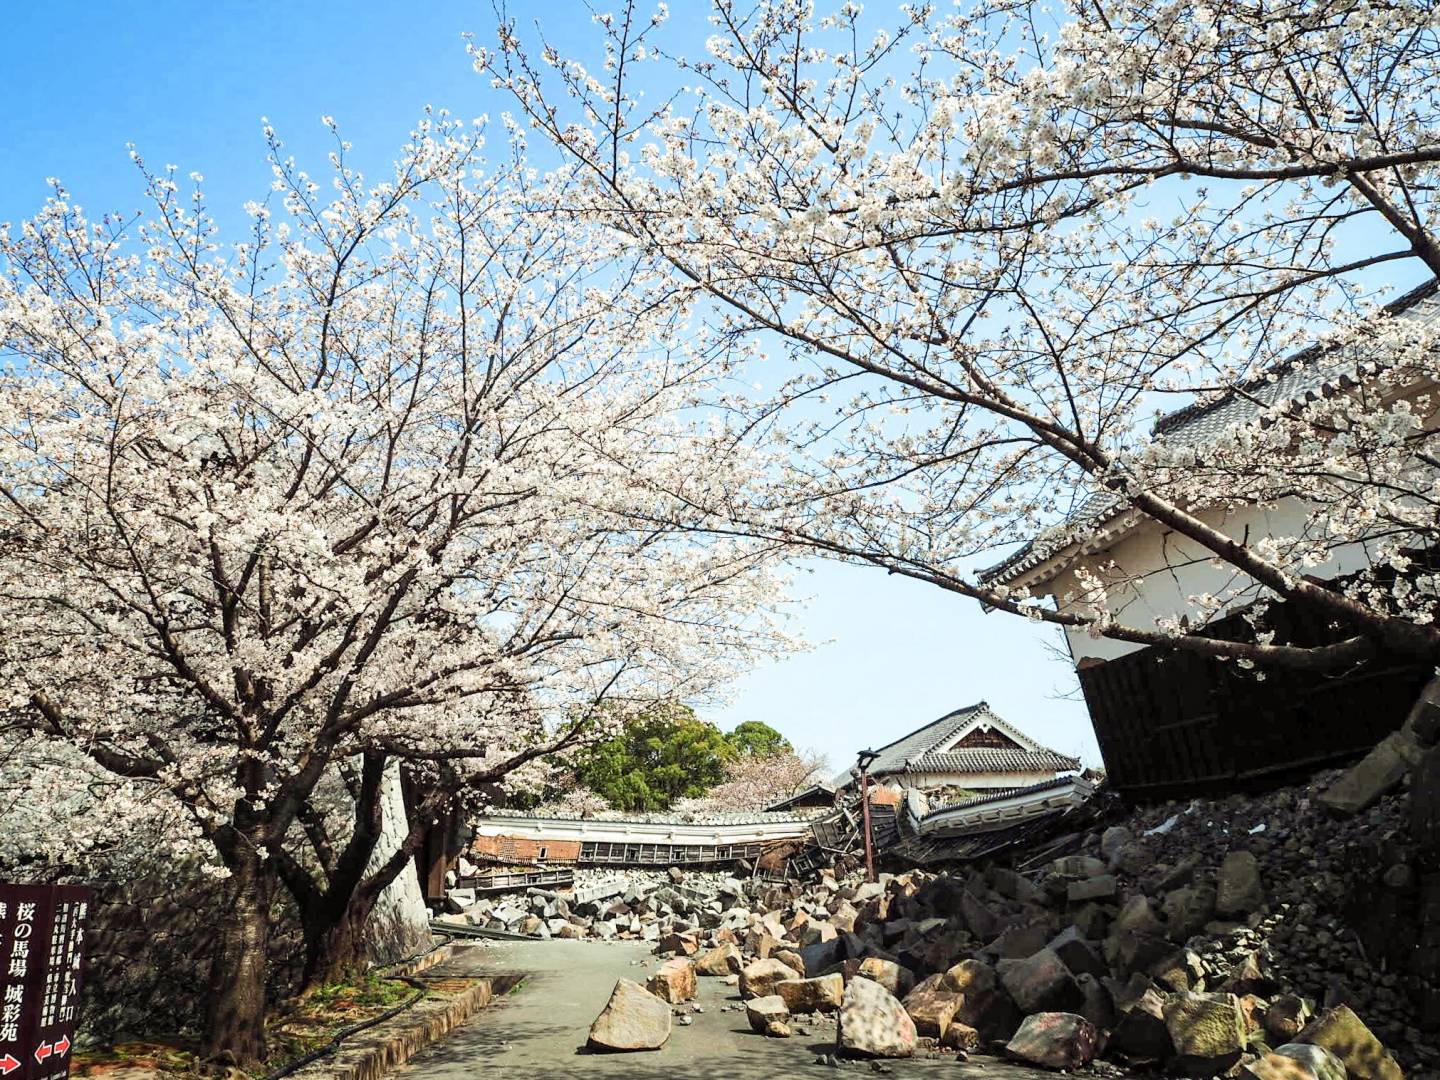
[
  {"x1": 675, "y1": 747, "x2": 828, "y2": 812},
  {"x1": 484, "y1": 0, "x2": 1440, "y2": 671},
  {"x1": 0, "y1": 114, "x2": 785, "y2": 1062}
]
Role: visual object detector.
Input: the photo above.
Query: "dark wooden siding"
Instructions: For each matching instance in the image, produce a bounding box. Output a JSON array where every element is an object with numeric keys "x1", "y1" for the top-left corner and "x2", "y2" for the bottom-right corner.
[{"x1": 1077, "y1": 596, "x2": 1432, "y2": 798}]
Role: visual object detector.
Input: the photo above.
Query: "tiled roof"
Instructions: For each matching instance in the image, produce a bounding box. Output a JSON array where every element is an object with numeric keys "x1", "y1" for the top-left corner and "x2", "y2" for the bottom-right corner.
[
  {"x1": 902, "y1": 747, "x2": 1080, "y2": 774},
  {"x1": 835, "y1": 702, "x2": 1077, "y2": 784},
  {"x1": 981, "y1": 278, "x2": 1440, "y2": 588}
]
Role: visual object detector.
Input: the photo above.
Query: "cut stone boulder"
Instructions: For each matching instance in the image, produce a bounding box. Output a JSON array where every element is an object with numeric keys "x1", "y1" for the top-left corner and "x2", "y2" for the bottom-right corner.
[
  {"x1": 1000, "y1": 947, "x2": 1084, "y2": 1015},
  {"x1": 739, "y1": 957, "x2": 800, "y2": 1000},
  {"x1": 586, "y1": 978, "x2": 672, "y2": 1052},
  {"x1": 1297, "y1": 1005, "x2": 1405, "y2": 1080},
  {"x1": 1067, "y1": 874, "x2": 1118, "y2": 903},
  {"x1": 1005, "y1": 1012, "x2": 1100, "y2": 1070},
  {"x1": 695, "y1": 942, "x2": 741, "y2": 976},
  {"x1": 942, "y1": 1022, "x2": 981, "y2": 1052},
  {"x1": 776, "y1": 973, "x2": 844, "y2": 1014},
  {"x1": 1264, "y1": 994, "x2": 1311, "y2": 1043},
  {"x1": 1242, "y1": 1053, "x2": 1329, "y2": 1080},
  {"x1": 1109, "y1": 985, "x2": 1175, "y2": 1063},
  {"x1": 901, "y1": 975, "x2": 962, "y2": 1039},
  {"x1": 1216, "y1": 850, "x2": 1265, "y2": 918},
  {"x1": 1273, "y1": 1043, "x2": 1348, "y2": 1080},
  {"x1": 1163, "y1": 991, "x2": 1247, "y2": 1075},
  {"x1": 856, "y1": 956, "x2": 914, "y2": 998},
  {"x1": 745, "y1": 994, "x2": 790, "y2": 1034},
  {"x1": 646, "y1": 957, "x2": 696, "y2": 1003},
  {"x1": 836, "y1": 974, "x2": 918, "y2": 1059},
  {"x1": 1049, "y1": 926, "x2": 1107, "y2": 977},
  {"x1": 1317, "y1": 731, "x2": 1420, "y2": 815}
]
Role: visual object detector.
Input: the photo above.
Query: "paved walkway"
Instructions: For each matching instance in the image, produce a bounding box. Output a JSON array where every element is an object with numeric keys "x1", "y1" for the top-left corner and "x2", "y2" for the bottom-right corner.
[{"x1": 399, "y1": 938, "x2": 1086, "y2": 1080}]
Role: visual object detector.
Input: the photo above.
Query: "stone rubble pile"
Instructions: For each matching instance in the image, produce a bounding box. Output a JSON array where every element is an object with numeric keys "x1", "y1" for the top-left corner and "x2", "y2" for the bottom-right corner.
[{"x1": 445, "y1": 762, "x2": 1437, "y2": 1077}]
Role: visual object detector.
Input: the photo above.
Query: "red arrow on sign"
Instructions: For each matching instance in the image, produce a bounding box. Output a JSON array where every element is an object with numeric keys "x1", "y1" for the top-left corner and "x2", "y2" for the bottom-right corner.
[
  {"x1": 0, "y1": 1054, "x2": 20, "y2": 1075},
  {"x1": 34, "y1": 1042, "x2": 52, "y2": 1063},
  {"x1": 54, "y1": 1035, "x2": 71, "y2": 1057}
]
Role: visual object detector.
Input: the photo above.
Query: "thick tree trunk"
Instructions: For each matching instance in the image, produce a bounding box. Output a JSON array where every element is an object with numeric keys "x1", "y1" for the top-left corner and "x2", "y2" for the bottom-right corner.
[
  {"x1": 203, "y1": 861, "x2": 272, "y2": 1067},
  {"x1": 302, "y1": 891, "x2": 376, "y2": 989},
  {"x1": 300, "y1": 762, "x2": 430, "y2": 990}
]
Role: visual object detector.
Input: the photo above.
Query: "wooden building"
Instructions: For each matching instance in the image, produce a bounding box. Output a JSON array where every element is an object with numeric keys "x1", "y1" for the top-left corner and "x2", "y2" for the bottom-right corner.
[
  {"x1": 981, "y1": 283, "x2": 1440, "y2": 797},
  {"x1": 834, "y1": 702, "x2": 1080, "y2": 794}
]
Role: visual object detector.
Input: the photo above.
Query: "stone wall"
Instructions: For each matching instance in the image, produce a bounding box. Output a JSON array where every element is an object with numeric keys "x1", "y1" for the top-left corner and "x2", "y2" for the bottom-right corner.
[{"x1": 79, "y1": 869, "x2": 304, "y2": 1042}]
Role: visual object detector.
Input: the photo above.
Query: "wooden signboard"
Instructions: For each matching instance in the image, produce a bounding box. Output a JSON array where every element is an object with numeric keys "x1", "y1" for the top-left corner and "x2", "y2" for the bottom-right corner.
[{"x1": 0, "y1": 885, "x2": 92, "y2": 1080}]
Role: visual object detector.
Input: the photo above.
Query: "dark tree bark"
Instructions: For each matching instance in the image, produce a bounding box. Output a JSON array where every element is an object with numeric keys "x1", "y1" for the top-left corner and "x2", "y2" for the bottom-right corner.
[{"x1": 203, "y1": 854, "x2": 273, "y2": 1067}]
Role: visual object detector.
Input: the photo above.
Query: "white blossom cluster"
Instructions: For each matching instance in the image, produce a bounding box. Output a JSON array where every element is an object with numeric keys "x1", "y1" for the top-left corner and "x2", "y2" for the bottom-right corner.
[
  {"x1": 485, "y1": 0, "x2": 1440, "y2": 669},
  {"x1": 0, "y1": 112, "x2": 790, "y2": 890}
]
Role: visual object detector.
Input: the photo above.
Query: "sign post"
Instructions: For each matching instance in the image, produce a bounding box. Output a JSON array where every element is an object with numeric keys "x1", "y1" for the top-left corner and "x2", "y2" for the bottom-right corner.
[{"x1": 0, "y1": 885, "x2": 92, "y2": 1080}]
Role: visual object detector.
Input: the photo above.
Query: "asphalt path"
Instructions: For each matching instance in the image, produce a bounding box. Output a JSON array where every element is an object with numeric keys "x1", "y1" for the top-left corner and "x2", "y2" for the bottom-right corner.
[{"x1": 398, "y1": 938, "x2": 1091, "y2": 1080}]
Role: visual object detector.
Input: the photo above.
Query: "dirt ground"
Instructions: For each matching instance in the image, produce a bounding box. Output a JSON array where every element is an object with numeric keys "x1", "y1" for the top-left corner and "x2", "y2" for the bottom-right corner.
[{"x1": 397, "y1": 937, "x2": 1115, "y2": 1080}]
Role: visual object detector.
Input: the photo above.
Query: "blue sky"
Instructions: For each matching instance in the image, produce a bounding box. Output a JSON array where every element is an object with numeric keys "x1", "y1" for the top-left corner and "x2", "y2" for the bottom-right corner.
[{"x1": 1, "y1": 0, "x2": 1099, "y2": 768}]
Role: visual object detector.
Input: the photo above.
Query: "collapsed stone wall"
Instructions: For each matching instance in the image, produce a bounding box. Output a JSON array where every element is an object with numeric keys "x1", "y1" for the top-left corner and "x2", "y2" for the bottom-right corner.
[{"x1": 1114, "y1": 766, "x2": 1439, "y2": 1058}]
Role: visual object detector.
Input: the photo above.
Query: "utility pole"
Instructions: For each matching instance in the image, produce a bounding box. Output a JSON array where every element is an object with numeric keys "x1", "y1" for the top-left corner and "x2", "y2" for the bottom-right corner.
[{"x1": 855, "y1": 749, "x2": 880, "y2": 883}]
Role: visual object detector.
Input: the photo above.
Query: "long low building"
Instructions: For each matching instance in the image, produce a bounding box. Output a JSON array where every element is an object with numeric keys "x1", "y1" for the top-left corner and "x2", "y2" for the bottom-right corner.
[{"x1": 469, "y1": 808, "x2": 818, "y2": 867}]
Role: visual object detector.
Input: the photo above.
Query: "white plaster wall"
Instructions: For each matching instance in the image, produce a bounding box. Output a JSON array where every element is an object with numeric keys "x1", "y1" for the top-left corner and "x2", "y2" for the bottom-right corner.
[{"x1": 1049, "y1": 496, "x2": 1379, "y2": 663}]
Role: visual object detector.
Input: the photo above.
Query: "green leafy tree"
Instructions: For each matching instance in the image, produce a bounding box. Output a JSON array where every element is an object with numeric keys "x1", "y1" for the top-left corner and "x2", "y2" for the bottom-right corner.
[
  {"x1": 726, "y1": 720, "x2": 792, "y2": 759},
  {"x1": 573, "y1": 703, "x2": 737, "y2": 811}
]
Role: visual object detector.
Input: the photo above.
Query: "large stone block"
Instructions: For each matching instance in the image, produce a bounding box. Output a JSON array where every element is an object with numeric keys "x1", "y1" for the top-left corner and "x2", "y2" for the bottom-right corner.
[
  {"x1": 857, "y1": 956, "x2": 914, "y2": 998},
  {"x1": 1297, "y1": 1005, "x2": 1404, "y2": 1080},
  {"x1": 1049, "y1": 926, "x2": 1107, "y2": 977},
  {"x1": 739, "y1": 957, "x2": 801, "y2": 999},
  {"x1": 837, "y1": 974, "x2": 917, "y2": 1058},
  {"x1": 940, "y1": 958, "x2": 997, "y2": 995},
  {"x1": 1110, "y1": 985, "x2": 1174, "y2": 1063},
  {"x1": 746, "y1": 994, "x2": 790, "y2": 1033},
  {"x1": 1163, "y1": 991, "x2": 1247, "y2": 1075},
  {"x1": 587, "y1": 978, "x2": 672, "y2": 1052},
  {"x1": 1000, "y1": 947, "x2": 1084, "y2": 1015},
  {"x1": 1067, "y1": 874, "x2": 1118, "y2": 903},
  {"x1": 695, "y1": 942, "x2": 741, "y2": 976},
  {"x1": 1317, "y1": 732, "x2": 1420, "y2": 815},
  {"x1": 960, "y1": 889, "x2": 1001, "y2": 942},
  {"x1": 646, "y1": 957, "x2": 696, "y2": 1003},
  {"x1": 776, "y1": 973, "x2": 844, "y2": 1014},
  {"x1": 901, "y1": 975, "x2": 962, "y2": 1039},
  {"x1": 1273, "y1": 1043, "x2": 1347, "y2": 1080},
  {"x1": 1006, "y1": 1012, "x2": 1100, "y2": 1070},
  {"x1": 1216, "y1": 850, "x2": 1265, "y2": 918},
  {"x1": 1412, "y1": 745, "x2": 1440, "y2": 854}
]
